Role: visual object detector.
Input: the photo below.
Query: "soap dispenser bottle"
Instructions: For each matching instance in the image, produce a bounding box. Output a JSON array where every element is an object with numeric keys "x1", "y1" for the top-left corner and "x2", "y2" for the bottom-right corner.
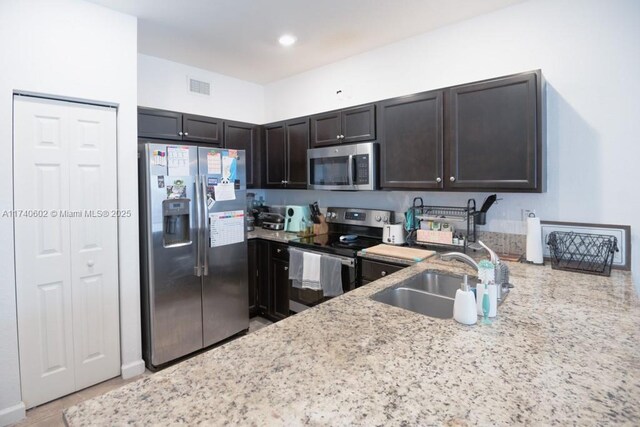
[{"x1": 453, "y1": 275, "x2": 477, "y2": 325}]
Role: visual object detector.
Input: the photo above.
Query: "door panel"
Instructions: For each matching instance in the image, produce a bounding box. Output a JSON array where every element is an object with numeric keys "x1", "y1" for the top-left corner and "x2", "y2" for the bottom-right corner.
[
  {"x1": 14, "y1": 97, "x2": 76, "y2": 408},
  {"x1": 379, "y1": 91, "x2": 443, "y2": 189},
  {"x1": 145, "y1": 144, "x2": 203, "y2": 366},
  {"x1": 138, "y1": 108, "x2": 182, "y2": 140},
  {"x1": 264, "y1": 124, "x2": 286, "y2": 187},
  {"x1": 183, "y1": 113, "x2": 222, "y2": 145},
  {"x1": 310, "y1": 111, "x2": 341, "y2": 147},
  {"x1": 224, "y1": 121, "x2": 257, "y2": 187},
  {"x1": 342, "y1": 104, "x2": 376, "y2": 144},
  {"x1": 447, "y1": 73, "x2": 538, "y2": 190},
  {"x1": 198, "y1": 148, "x2": 249, "y2": 347},
  {"x1": 67, "y1": 103, "x2": 120, "y2": 389},
  {"x1": 286, "y1": 118, "x2": 309, "y2": 188}
]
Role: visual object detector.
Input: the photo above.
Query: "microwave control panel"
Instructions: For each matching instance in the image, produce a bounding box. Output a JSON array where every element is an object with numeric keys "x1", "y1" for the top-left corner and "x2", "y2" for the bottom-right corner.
[{"x1": 354, "y1": 155, "x2": 370, "y2": 185}]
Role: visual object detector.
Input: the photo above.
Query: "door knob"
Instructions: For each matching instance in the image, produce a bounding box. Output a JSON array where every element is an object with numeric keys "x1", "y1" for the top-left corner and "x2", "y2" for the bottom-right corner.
[
  {"x1": 87, "y1": 260, "x2": 95, "y2": 267},
  {"x1": 450, "y1": 176, "x2": 456, "y2": 182},
  {"x1": 436, "y1": 177, "x2": 442, "y2": 183},
  {"x1": 178, "y1": 131, "x2": 183, "y2": 136},
  {"x1": 184, "y1": 132, "x2": 189, "y2": 136},
  {"x1": 381, "y1": 271, "x2": 387, "y2": 277}
]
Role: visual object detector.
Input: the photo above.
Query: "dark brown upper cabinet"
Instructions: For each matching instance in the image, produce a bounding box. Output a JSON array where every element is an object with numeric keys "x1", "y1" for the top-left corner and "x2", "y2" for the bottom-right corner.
[
  {"x1": 182, "y1": 113, "x2": 222, "y2": 145},
  {"x1": 137, "y1": 108, "x2": 222, "y2": 145},
  {"x1": 378, "y1": 91, "x2": 444, "y2": 189},
  {"x1": 310, "y1": 104, "x2": 376, "y2": 148},
  {"x1": 446, "y1": 71, "x2": 544, "y2": 192},
  {"x1": 224, "y1": 121, "x2": 259, "y2": 188},
  {"x1": 263, "y1": 118, "x2": 309, "y2": 189}
]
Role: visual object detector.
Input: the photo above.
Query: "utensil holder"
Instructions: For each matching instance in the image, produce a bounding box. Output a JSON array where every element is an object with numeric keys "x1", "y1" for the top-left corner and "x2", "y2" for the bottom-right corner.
[{"x1": 313, "y1": 214, "x2": 329, "y2": 236}]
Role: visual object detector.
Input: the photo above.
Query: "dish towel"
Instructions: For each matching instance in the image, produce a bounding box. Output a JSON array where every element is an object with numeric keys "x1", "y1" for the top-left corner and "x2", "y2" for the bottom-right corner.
[
  {"x1": 288, "y1": 248, "x2": 304, "y2": 289},
  {"x1": 320, "y1": 255, "x2": 343, "y2": 297},
  {"x1": 302, "y1": 252, "x2": 322, "y2": 290}
]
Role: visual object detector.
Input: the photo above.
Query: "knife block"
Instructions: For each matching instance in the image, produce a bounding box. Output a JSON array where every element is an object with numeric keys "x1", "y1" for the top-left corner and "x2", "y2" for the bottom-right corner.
[{"x1": 313, "y1": 214, "x2": 329, "y2": 236}]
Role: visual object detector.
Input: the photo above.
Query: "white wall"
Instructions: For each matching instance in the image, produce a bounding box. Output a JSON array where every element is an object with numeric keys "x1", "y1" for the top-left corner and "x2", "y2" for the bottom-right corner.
[
  {"x1": 138, "y1": 54, "x2": 265, "y2": 124},
  {"x1": 263, "y1": 0, "x2": 640, "y2": 281},
  {"x1": 0, "y1": 1, "x2": 143, "y2": 424}
]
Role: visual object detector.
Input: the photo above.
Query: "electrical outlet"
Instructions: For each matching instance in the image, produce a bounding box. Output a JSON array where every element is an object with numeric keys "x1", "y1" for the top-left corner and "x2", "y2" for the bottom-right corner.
[{"x1": 521, "y1": 209, "x2": 536, "y2": 221}]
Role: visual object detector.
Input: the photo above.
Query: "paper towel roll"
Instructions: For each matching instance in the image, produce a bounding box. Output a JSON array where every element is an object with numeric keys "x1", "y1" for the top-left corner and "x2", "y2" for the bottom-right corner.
[{"x1": 526, "y1": 216, "x2": 544, "y2": 264}]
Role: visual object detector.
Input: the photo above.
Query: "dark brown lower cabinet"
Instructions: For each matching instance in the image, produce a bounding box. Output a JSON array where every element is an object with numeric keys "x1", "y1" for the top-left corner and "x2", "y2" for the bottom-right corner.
[
  {"x1": 251, "y1": 239, "x2": 290, "y2": 322},
  {"x1": 247, "y1": 240, "x2": 258, "y2": 317},
  {"x1": 358, "y1": 258, "x2": 406, "y2": 286}
]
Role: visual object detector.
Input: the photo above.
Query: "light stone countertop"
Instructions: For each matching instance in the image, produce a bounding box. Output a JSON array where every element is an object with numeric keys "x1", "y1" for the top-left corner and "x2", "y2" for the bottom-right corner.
[
  {"x1": 64, "y1": 255, "x2": 640, "y2": 425},
  {"x1": 247, "y1": 227, "x2": 300, "y2": 243}
]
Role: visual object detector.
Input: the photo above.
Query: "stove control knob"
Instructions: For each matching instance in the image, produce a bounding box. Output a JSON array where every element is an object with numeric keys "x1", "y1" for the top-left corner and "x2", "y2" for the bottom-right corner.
[{"x1": 375, "y1": 215, "x2": 381, "y2": 222}]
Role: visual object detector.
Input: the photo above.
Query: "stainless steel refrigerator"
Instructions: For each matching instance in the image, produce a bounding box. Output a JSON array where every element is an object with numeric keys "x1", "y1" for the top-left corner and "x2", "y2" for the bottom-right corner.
[{"x1": 138, "y1": 141, "x2": 249, "y2": 368}]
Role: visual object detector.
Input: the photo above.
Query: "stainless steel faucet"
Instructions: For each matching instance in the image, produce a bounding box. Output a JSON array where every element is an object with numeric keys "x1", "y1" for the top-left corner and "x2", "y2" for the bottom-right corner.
[
  {"x1": 441, "y1": 241, "x2": 511, "y2": 302},
  {"x1": 440, "y1": 252, "x2": 479, "y2": 271}
]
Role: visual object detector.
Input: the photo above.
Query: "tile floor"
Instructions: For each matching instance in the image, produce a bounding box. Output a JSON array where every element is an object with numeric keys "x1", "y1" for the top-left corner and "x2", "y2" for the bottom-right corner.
[{"x1": 13, "y1": 316, "x2": 273, "y2": 426}]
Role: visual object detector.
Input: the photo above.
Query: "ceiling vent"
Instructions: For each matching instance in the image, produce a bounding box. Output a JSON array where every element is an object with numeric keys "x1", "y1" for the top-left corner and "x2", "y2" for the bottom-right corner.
[{"x1": 188, "y1": 77, "x2": 211, "y2": 96}]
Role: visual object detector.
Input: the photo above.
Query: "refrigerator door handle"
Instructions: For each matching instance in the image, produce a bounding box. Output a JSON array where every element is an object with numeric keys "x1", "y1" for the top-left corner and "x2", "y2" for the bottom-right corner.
[
  {"x1": 193, "y1": 180, "x2": 202, "y2": 277},
  {"x1": 201, "y1": 175, "x2": 209, "y2": 276}
]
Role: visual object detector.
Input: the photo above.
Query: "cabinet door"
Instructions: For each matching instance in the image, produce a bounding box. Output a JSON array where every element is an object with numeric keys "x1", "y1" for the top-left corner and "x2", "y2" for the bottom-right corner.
[
  {"x1": 256, "y1": 240, "x2": 270, "y2": 314},
  {"x1": 183, "y1": 113, "x2": 222, "y2": 145},
  {"x1": 264, "y1": 123, "x2": 287, "y2": 187},
  {"x1": 379, "y1": 91, "x2": 444, "y2": 189},
  {"x1": 271, "y1": 258, "x2": 290, "y2": 320},
  {"x1": 310, "y1": 111, "x2": 341, "y2": 147},
  {"x1": 446, "y1": 72, "x2": 540, "y2": 191},
  {"x1": 138, "y1": 108, "x2": 182, "y2": 140},
  {"x1": 247, "y1": 240, "x2": 257, "y2": 316},
  {"x1": 225, "y1": 121, "x2": 258, "y2": 188},
  {"x1": 285, "y1": 118, "x2": 309, "y2": 188},
  {"x1": 341, "y1": 104, "x2": 376, "y2": 144}
]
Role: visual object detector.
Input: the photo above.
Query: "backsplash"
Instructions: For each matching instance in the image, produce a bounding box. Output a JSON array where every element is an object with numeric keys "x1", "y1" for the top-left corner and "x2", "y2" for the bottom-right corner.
[{"x1": 256, "y1": 189, "x2": 529, "y2": 256}]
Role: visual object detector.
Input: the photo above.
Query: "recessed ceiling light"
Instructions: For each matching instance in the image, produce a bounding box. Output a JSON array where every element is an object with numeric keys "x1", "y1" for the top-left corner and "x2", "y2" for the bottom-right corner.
[{"x1": 278, "y1": 34, "x2": 297, "y2": 47}]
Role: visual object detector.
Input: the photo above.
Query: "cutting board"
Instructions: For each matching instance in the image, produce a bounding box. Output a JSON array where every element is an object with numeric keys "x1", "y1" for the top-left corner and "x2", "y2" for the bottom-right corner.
[{"x1": 362, "y1": 244, "x2": 437, "y2": 262}]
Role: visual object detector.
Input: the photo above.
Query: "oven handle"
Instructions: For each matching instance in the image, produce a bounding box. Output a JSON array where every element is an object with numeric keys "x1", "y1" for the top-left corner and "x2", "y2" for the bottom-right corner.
[
  {"x1": 289, "y1": 247, "x2": 355, "y2": 268},
  {"x1": 347, "y1": 154, "x2": 354, "y2": 187}
]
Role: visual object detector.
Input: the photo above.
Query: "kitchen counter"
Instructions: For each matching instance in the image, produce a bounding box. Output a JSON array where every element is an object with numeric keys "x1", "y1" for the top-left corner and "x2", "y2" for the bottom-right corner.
[
  {"x1": 64, "y1": 257, "x2": 640, "y2": 425},
  {"x1": 247, "y1": 227, "x2": 300, "y2": 243}
]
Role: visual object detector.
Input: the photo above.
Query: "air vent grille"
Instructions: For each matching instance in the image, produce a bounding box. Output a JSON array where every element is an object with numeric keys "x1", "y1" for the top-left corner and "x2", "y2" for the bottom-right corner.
[{"x1": 188, "y1": 78, "x2": 210, "y2": 96}]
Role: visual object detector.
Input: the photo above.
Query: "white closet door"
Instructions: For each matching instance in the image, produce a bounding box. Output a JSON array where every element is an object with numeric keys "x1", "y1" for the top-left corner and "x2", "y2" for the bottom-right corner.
[
  {"x1": 14, "y1": 96, "x2": 120, "y2": 408},
  {"x1": 67, "y1": 101, "x2": 120, "y2": 390}
]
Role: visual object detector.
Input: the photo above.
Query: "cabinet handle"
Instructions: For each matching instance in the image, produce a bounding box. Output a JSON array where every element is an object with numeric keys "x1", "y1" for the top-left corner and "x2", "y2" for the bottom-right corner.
[
  {"x1": 336, "y1": 135, "x2": 340, "y2": 139},
  {"x1": 436, "y1": 177, "x2": 442, "y2": 183},
  {"x1": 281, "y1": 180, "x2": 286, "y2": 184},
  {"x1": 340, "y1": 134, "x2": 345, "y2": 139},
  {"x1": 178, "y1": 131, "x2": 183, "y2": 136},
  {"x1": 381, "y1": 271, "x2": 387, "y2": 277},
  {"x1": 184, "y1": 132, "x2": 189, "y2": 136},
  {"x1": 284, "y1": 266, "x2": 289, "y2": 271},
  {"x1": 450, "y1": 176, "x2": 456, "y2": 182},
  {"x1": 277, "y1": 248, "x2": 282, "y2": 253}
]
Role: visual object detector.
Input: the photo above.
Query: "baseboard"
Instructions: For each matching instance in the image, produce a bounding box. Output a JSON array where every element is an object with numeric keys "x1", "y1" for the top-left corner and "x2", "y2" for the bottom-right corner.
[
  {"x1": 0, "y1": 402, "x2": 26, "y2": 426},
  {"x1": 121, "y1": 359, "x2": 146, "y2": 380}
]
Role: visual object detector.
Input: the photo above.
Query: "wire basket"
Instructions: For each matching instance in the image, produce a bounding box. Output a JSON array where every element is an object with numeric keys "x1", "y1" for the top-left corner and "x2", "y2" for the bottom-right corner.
[{"x1": 546, "y1": 231, "x2": 618, "y2": 276}]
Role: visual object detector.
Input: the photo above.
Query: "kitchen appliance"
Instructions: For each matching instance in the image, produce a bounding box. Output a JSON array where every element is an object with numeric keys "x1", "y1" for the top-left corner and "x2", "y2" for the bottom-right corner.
[
  {"x1": 288, "y1": 207, "x2": 393, "y2": 312},
  {"x1": 138, "y1": 141, "x2": 249, "y2": 369},
  {"x1": 261, "y1": 212, "x2": 285, "y2": 230},
  {"x1": 285, "y1": 205, "x2": 312, "y2": 232},
  {"x1": 382, "y1": 223, "x2": 406, "y2": 245},
  {"x1": 307, "y1": 142, "x2": 378, "y2": 190}
]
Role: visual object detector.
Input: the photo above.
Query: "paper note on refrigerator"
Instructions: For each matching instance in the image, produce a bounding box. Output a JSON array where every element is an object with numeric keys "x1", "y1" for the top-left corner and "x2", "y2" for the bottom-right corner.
[
  {"x1": 209, "y1": 210, "x2": 245, "y2": 248},
  {"x1": 213, "y1": 182, "x2": 236, "y2": 201},
  {"x1": 167, "y1": 146, "x2": 190, "y2": 176},
  {"x1": 207, "y1": 151, "x2": 222, "y2": 175}
]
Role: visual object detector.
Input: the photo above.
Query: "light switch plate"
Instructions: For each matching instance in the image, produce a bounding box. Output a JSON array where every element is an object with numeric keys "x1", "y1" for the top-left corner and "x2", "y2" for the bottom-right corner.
[{"x1": 541, "y1": 221, "x2": 631, "y2": 270}]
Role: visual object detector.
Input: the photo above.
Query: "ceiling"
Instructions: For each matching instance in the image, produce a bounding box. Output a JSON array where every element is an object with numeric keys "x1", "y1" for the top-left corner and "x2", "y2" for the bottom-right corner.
[{"x1": 87, "y1": 0, "x2": 527, "y2": 84}]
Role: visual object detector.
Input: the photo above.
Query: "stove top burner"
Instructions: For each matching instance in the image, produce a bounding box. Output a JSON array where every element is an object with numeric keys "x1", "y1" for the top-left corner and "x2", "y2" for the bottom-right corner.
[{"x1": 289, "y1": 232, "x2": 380, "y2": 257}]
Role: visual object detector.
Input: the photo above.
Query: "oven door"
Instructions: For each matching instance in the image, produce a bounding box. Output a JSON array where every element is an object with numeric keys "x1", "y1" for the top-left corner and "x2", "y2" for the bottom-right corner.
[{"x1": 288, "y1": 250, "x2": 356, "y2": 313}]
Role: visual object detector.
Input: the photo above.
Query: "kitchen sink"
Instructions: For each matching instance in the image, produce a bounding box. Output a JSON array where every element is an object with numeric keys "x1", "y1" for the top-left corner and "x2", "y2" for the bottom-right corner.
[
  {"x1": 402, "y1": 271, "x2": 476, "y2": 299},
  {"x1": 372, "y1": 287, "x2": 455, "y2": 319},
  {"x1": 370, "y1": 271, "x2": 477, "y2": 319}
]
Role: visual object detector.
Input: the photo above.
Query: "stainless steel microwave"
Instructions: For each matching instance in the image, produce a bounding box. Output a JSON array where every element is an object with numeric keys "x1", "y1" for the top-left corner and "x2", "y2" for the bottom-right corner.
[{"x1": 307, "y1": 142, "x2": 378, "y2": 191}]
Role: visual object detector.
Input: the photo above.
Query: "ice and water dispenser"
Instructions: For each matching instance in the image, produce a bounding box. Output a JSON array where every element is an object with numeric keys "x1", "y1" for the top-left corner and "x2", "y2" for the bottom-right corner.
[{"x1": 162, "y1": 199, "x2": 191, "y2": 247}]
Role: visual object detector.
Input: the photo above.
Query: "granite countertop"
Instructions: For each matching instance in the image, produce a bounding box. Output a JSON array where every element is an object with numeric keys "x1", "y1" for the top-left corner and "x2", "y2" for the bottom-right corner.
[
  {"x1": 247, "y1": 227, "x2": 300, "y2": 243},
  {"x1": 64, "y1": 256, "x2": 640, "y2": 425}
]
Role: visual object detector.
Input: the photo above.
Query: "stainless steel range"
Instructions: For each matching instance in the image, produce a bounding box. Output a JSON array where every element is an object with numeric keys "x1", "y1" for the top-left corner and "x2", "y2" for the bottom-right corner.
[{"x1": 287, "y1": 207, "x2": 394, "y2": 312}]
